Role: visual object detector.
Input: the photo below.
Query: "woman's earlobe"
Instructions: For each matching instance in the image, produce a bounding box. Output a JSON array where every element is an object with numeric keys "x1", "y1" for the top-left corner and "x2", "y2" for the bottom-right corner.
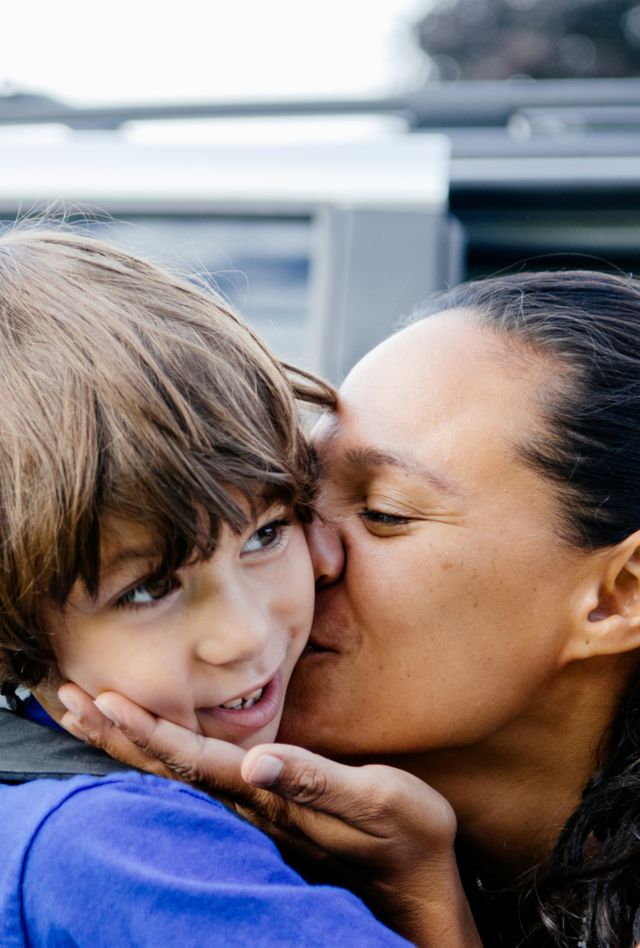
[{"x1": 561, "y1": 607, "x2": 640, "y2": 664}]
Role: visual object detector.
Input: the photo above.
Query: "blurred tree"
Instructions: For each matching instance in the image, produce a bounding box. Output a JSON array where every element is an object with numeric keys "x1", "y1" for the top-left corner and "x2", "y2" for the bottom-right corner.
[{"x1": 414, "y1": 0, "x2": 640, "y2": 79}]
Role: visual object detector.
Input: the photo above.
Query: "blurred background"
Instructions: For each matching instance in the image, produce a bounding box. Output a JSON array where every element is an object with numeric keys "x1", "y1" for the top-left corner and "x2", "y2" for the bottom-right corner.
[{"x1": 1, "y1": 0, "x2": 639, "y2": 378}]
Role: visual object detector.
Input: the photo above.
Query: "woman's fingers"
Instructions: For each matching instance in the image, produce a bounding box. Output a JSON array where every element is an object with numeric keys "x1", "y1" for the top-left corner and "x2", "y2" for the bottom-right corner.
[
  {"x1": 242, "y1": 742, "x2": 457, "y2": 851},
  {"x1": 58, "y1": 683, "x2": 174, "y2": 779},
  {"x1": 59, "y1": 685, "x2": 245, "y2": 791},
  {"x1": 243, "y1": 742, "x2": 372, "y2": 817},
  {"x1": 59, "y1": 685, "x2": 455, "y2": 854},
  {"x1": 92, "y1": 692, "x2": 246, "y2": 792}
]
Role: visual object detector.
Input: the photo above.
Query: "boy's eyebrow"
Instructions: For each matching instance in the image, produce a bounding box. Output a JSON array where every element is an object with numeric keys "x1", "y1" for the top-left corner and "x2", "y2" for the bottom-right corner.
[
  {"x1": 343, "y1": 446, "x2": 462, "y2": 497},
  {"x1": 100, "y1": 546, "x2": 159, "y2": 577}
]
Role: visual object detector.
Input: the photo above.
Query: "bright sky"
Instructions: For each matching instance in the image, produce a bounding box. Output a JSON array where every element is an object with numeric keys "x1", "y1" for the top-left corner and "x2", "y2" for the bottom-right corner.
[{"x1": 3, "y1": 0, "x2": 432, "y2": 106}]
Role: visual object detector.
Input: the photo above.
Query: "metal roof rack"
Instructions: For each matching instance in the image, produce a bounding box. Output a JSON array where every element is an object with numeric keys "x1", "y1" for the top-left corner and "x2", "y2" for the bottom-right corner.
[{"x1": 1, "y1": 78, "x2": 639, "y2": 134}]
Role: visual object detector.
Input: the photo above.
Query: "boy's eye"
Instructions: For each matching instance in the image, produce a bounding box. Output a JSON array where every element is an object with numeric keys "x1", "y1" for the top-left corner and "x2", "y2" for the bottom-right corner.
[
  {"x1": 117, "y1": 574, "x2": 180, "y2": 608},
  {"x1": 242, "y1": 518, "x2": 290, "y2": 555}
]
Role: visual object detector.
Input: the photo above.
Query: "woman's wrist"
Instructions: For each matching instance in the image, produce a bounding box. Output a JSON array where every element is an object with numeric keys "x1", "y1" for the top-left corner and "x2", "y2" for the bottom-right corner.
[{"x1": 378, "y1": 852, "x2": 483, "y2": 948}]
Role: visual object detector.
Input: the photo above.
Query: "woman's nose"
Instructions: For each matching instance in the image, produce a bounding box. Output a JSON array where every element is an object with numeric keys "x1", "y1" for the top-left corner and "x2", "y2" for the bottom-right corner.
[{"x1": 304, "y1": 517, "x2": 344, "y2": 587}]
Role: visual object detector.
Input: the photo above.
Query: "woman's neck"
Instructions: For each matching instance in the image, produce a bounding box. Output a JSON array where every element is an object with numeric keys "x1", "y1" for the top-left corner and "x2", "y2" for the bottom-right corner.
[{"x1": 382, "y1": 656, "x2": 633, "y2": 883}]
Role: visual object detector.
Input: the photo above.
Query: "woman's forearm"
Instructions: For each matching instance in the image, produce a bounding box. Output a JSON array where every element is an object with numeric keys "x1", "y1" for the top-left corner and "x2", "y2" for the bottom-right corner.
[{"x1": 388, "y1": 857, "x2": 483, "y2": 948}]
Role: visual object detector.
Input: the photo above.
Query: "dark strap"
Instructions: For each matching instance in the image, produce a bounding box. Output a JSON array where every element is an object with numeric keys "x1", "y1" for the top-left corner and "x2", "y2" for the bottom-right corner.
[{"x1": 0, "y1": 708, "x2": 132, "y2": 783}]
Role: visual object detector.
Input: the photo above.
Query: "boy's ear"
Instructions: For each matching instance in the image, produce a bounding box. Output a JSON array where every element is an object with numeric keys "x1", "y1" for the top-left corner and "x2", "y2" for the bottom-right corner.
[{"x1": 561, "y1": 530, "x2": 640, "y2": 664}]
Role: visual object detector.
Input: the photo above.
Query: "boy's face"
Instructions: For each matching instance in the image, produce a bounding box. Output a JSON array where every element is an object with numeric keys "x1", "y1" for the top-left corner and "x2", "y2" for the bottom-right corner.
[{"x1": 44, "y1": 505, "x2": 314, "y2": 749}]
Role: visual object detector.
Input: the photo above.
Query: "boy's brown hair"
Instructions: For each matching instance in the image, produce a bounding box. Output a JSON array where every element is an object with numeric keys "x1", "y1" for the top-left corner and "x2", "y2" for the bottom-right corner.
[{"x1": 0, "y1": 228, "x2": 335, "y2": 688}]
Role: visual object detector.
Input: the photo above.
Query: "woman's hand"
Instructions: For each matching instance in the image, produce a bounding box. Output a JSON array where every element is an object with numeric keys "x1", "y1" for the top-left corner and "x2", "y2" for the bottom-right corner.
[
  {"x1": 240, "y1": 741, "x2": 482, "y2": 948},
  {"x1": 58, "y1": 682, "x2": 245, "y2": 787},
  {"x1": 58, "y1": 684, "x2": 482, "y2": 947}
]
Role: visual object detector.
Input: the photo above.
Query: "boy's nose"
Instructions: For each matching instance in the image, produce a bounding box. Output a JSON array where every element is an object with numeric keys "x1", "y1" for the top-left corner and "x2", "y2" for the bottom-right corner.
[
  {"x1": 194, "y1": 610, "x2": 270, "y2": 667},
  {"x1": 304, "y1": 517, "x2": 344, "y2": 587}
]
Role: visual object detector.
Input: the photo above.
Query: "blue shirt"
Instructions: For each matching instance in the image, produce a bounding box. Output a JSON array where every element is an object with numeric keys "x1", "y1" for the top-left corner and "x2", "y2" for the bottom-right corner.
[{"x1": 0, "y1": 725, "x2": 412, "y2": 946}]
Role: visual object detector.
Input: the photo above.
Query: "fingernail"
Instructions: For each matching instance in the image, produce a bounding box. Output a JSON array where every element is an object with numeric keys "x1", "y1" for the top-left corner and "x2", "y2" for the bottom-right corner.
[
  {"x1": 58, "y1": 691, "x2": 79, "y2": 716},
  {"x1": 246, "y1": 754, "x2": 284, "y2": 787},
  {"x1": 94, "y1": 697, "x2": 120, "y2": 726},
  {"x1": 61, "y1": 713, "x2": 87, "y2": 741}
]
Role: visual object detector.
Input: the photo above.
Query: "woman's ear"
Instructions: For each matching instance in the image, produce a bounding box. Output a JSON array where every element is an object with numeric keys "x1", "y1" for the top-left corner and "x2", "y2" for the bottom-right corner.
[{"x1": 561, "y1": 530, "x2": 640, "y2": 664}]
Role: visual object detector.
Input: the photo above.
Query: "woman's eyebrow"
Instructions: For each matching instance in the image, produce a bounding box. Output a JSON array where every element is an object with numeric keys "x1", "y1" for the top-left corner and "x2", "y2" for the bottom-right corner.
[{"x1": 343, "y1": 446, "x2": 462, "y2": 497}]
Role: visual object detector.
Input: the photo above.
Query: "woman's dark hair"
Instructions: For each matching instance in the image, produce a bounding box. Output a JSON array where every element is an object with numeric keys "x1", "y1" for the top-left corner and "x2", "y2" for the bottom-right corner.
[{"x1": 419, "y1": 270, "x2": 640, "y2": 947}]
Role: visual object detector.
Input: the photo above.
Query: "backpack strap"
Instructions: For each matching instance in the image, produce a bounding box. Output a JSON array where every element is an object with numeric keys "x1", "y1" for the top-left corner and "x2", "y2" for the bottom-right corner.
[{"x1": 0, "y1": 707, "x2": 132, "y2": 783}]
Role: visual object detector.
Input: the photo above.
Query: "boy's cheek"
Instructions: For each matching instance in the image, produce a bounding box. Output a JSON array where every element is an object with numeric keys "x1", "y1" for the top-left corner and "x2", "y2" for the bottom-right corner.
[
  {"x1": 55, "y1": 651, "x2": 194, "y2": 731},
  {"x1": 284, "y1": 533, "x2": 316, "y2": 636}
]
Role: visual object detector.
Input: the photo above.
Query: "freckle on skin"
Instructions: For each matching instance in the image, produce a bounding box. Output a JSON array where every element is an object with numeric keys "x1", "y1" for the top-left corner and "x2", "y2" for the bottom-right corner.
[{"x1": 441, "y1": 561, "x2": 454, "y2": 571}]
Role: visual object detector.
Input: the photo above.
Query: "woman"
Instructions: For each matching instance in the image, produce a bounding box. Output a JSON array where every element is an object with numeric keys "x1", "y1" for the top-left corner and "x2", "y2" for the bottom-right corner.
[{"x1": 62, "y1": 270, "x2": 640, "y2": 947}]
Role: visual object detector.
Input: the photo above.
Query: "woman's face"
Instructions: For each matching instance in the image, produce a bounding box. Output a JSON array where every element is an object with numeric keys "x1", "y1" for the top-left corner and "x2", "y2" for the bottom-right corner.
[{"x1": 279, "y1": 309, "x2": 591, "y2": 757}]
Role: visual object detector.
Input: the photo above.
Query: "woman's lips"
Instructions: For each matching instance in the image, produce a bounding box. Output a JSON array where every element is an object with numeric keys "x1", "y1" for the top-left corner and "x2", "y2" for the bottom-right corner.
[{"x1": 198, "y1": 671, "x2": 283, "y2": 733}]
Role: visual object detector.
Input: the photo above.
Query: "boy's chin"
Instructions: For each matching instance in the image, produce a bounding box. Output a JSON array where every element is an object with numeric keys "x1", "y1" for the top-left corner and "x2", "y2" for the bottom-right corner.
[
  {"x1": 236, "y1": 711, "x2": 285, "y2": 749},
  {"x1": 196, "y1": 714, "x2": 282, "y2": 750},
  {"x1": 236, "y1": 726, "x2": 280, "y2": 751}
]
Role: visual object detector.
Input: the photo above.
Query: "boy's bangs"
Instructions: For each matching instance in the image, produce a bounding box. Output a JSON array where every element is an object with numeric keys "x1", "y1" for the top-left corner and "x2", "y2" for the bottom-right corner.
[
  {"x1": 55, "y1": 347, "x2": 315, "y2": 601},
  {"x1": 0, "y1": 229, "x2": 329, "y2": 687},
  {"x1": 73, "y1": 452, "x2": 306, "y2": 603}
]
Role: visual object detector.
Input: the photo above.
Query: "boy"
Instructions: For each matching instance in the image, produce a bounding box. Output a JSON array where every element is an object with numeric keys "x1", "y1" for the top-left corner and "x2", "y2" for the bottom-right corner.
[{"x1": 0, "y1": 228, "x2": 410, "y2": 946}]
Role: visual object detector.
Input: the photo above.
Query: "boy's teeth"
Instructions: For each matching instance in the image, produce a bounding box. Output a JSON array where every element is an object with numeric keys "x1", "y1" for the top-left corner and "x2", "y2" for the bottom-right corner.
[
  {"x1": 219, "y1": 687, "x2": 265, "y2": 710},
  {"x1": 220, "y1": 698, "x2": 243, "y2": 710}
]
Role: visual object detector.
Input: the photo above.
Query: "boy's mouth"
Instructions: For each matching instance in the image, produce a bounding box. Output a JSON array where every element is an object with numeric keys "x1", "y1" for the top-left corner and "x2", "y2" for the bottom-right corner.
[
  {"x1": 197, "y1": 672, "x2": 283, "y2": 733},
  {"x1": 218, "y1": 686, "x2": 265, "y2": 710}
]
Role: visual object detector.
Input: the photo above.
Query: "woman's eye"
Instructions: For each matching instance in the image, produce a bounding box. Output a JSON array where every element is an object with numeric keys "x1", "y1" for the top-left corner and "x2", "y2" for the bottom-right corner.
[
  {"x1": 117, "y1": 574, "x2": 180, "y2": 609},
  {"x1": 359, "y1": 508, "x2": 412, "y2": 527},
  {"x1": 242, "y1": 518, "x2": 290, "y2": 555}
]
